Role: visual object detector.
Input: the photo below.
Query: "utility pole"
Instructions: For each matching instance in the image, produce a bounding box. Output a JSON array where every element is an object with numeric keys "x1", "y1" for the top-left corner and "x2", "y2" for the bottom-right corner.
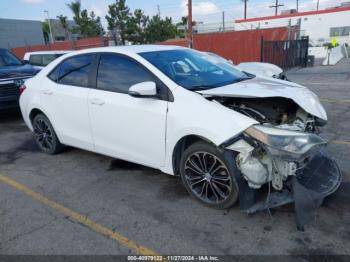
[
  {"x1": 269, "y1": 0, "x2": 284, "y2": 16},
  {"x1": 222, "y1": 11, "x2": 225, "y2": 31},
  {"x1": 242, "y1": 0, "x2": 248, "y2": 20},
  {"x1": 316, "y1": 0, "x2": 320, "y2": 11},
  {"x1": 296, "y1": 0, "x2": 299, "y2": 12},
  {"x1": 188, "y1": 0, "x2": 193, "y2": 48},
  {"x1": 44, "y1": 10, "x2": 54, "y2": 44}
]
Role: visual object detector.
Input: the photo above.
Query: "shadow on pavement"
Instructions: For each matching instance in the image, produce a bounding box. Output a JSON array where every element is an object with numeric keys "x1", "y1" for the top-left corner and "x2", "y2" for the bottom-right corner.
[{"x1": 0, "y1": 108, "x2": 22, "y2": 122}]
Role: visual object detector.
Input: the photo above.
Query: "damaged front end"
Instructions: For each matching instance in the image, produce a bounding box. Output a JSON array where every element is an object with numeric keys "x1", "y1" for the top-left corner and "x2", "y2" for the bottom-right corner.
[{"x1": 215, "y1": 98, "x2": 342, "y2": 230}]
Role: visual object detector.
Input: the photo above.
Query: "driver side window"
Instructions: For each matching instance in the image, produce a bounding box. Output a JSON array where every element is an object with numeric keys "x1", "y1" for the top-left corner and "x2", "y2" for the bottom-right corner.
[{"x1": 97, "y1": 54, "x2": 154, "y2": 94}]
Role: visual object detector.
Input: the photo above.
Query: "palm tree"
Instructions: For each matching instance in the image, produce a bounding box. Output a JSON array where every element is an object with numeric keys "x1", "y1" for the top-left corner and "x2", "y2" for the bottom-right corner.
[
  {"x1": 176, "y1": 16, "x2": 188, "y2": 38},
  {"x1": 42, "y1": 21, "x2": 50, "y2": 44},
  {"x1": 57, "y1": 15, "x2": 69, "y2": 40},
  {"x1": 66, "y1": 0, "x2": 81, "y2": 23}
]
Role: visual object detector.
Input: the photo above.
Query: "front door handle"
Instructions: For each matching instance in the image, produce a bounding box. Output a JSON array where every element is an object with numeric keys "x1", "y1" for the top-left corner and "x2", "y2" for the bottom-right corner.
[
  {"x1": 42, "y1": 89, "x2": 53, "y2": 95},
  {"x1": 90, "y1": 98, "x2": 105, "y2": 106}
]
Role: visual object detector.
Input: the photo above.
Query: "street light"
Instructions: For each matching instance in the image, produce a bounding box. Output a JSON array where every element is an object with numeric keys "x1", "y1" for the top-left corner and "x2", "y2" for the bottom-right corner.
[{"x1": 44, "y1": 10, "x2": 54, "y2": 44}]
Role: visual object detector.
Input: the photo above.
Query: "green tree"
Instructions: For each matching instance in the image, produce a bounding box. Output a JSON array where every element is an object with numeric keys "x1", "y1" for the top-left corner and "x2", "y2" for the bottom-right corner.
[
  {"x1": 88, "y1": 11, "x2": 105, "y2": 37},
  {"x1": 105, "y1": 0, "x2": 130, "y2": 45},
  {"x1": 126, "y1": 9, "x2": 149, "y2": 44},
  {"x1": 42, "y1": 21, "x2": 50, "y2": 44},
  {"x1": 66, "y1": 0, "x2": 81, "y2": 33},
  {"x1": 176, "y1": 16, "x2": 188, "y2": 38},
  {"x1": 57, "y1": 15, "x2": 69, "y2": 40},
  {"x1": 145, "y1": 15, "x2": 177, "y2": 43},
  {"x1": 67, "y1": 0, "x2": 104, "y2": 38}
]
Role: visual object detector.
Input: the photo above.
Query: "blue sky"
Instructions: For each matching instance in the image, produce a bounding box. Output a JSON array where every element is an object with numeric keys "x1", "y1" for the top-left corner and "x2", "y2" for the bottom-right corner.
[{"x1": 0, "y1": 0, "x2": 346, "y2": 26}]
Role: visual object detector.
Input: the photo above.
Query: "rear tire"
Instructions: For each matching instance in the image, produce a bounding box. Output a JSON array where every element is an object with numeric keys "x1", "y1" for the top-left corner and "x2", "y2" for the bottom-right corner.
[
  {"x1": 32, "y1": 114, "x2": 64, "y2": 154},
  {"x1": 179, "y1": 141, "x2": 239, "y2": 209}
]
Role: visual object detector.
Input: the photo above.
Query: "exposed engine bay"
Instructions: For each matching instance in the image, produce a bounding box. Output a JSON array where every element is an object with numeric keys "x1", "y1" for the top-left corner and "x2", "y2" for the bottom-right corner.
[
  {"x1": 209, "y1": 96, "x2": 326, "y2": 191},
  {"x1": 206, "y1": 95, "x2": 341, "y2": 230},
  {"x1": 212, "y1": 97, "x2": 320, "y2": 133}
]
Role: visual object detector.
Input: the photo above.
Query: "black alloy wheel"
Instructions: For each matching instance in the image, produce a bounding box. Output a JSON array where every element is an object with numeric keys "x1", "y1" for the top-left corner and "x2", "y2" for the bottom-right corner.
[
  {"x1": 32, "y1": 114, "x2": 64, "y2": 154},
  {"x1": 180, "y1": 141, "x2": 239, "y2": 209}
]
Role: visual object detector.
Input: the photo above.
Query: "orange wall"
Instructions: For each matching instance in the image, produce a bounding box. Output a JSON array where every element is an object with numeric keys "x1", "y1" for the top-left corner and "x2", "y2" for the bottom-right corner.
[
  {"x1": 11, "y1": 37, "x2": 109, "y2": 59},
  {"x1": 162, "y1": 27, "x2": 294, "y2": 64}
]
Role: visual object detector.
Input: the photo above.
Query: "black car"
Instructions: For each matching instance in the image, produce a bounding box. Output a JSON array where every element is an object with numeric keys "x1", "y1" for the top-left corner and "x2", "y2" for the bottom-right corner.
[{"x1": 0, "y1": 48, "x2": 39, "y2": 110}]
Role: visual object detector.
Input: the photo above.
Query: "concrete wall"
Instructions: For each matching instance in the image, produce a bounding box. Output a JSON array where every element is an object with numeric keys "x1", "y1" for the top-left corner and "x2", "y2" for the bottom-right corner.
[
  {"x1": 0, "y1": 18, "x2": 45, "y2": 49},
  {"x1": 49, "y1": 19, "x2": 76, "y2": 41},
  {"x1": 309, "y1": 46, "x2": 328, "y2": 58}
]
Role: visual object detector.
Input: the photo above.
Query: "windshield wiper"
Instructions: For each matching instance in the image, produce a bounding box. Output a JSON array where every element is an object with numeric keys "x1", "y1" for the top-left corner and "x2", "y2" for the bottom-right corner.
[
  {"x1": 190, "y1": 85, "x2": 217, "y2": 91},
  {"x1": 190, "y1": 76, "x2": 255, "y2": 91},
  {"x1": 231, "y1": 76, "x2": 255, "y2": 83}
]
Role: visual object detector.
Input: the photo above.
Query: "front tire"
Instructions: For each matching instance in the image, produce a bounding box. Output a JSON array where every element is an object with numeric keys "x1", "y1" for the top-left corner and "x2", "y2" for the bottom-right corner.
[
  {"x1": 32, "y1": 114, "x2": 64, "y2": 154},
  {"x1": 180, "y1": 141, "x2": 239, "y2": 209}
]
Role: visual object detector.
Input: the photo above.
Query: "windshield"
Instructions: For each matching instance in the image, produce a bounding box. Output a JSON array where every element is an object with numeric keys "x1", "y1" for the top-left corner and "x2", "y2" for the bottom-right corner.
[
  {"x1": 0, "y1": 50, "x2": 22, "y2": 67},
  {"x1": 140, "y1": 49, "x2": 253, "y2": 90}
]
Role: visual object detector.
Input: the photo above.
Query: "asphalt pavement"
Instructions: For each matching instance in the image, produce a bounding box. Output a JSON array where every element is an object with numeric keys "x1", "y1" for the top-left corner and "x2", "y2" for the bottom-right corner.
[{"x1": 0, "y1": 59, "x2": 349, "y2": 256}]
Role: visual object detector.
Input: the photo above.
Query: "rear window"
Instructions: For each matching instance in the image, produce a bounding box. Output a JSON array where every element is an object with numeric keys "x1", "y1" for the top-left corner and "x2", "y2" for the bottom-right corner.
[
  {"x1": 57, "y1": 54, "x2": 94, "y2": 87},
  {"x1": 48, "y1": 66, "x2": 60, "y2": 82}
]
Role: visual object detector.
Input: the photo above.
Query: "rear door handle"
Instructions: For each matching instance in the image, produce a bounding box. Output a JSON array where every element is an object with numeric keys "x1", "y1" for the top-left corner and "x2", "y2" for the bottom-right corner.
[
  {"x1": 42, "y1": 89, "x2": 53, "y2": 95},
  {"x1": 90, "y1": 98, "x2": 105, "y2": 106}
]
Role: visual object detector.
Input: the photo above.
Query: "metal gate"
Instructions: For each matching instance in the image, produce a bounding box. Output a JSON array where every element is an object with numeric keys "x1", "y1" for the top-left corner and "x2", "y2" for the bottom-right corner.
[{"x1": 261, "y1": 37, "x2": 309, "y2": 69}]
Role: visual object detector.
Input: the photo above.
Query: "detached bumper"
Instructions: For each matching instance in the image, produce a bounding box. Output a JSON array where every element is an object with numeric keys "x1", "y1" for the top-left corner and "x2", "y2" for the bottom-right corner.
[{"x1": 240, "y1": 149, "x2": 342, "y2": 230}]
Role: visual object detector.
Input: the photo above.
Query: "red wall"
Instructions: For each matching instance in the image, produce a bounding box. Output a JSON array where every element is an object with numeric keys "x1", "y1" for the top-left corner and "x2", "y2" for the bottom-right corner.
[
  {"x1": 11, "y1": 28, "x2": 293, "y2": 63},
  {"x1": 162, "y1": 27, "x2": 294, "y2": 64},
  {"x1": 11, "y1": 37, "x2": 109, "y2": 59}
]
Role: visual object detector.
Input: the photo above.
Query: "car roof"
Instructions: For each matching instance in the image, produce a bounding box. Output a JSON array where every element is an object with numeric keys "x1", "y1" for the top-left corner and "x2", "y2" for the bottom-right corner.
[
  {"x1": 68, "y1": 45, "x2": 186, "y2": 55},
  {"x1": 24, "y1": 50, "x2": 72, "y2": 56}
]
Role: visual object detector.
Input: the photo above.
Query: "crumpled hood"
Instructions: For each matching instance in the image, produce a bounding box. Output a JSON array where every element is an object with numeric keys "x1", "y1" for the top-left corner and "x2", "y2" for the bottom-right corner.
[
  {"x1": 196, "y1": 76, "x2": 327, "y2": 120},
  {"x1": 0, "y1": 64, "x2": 38, "y2": 79},
  {"x1": 237, "y1": 62, "x2": 283, "y2": 78}
]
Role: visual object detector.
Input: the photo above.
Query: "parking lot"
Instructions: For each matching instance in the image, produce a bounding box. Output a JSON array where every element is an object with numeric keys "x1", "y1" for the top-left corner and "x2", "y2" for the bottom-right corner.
[{"x1": 0, "y1": 59, "x2": 349, "y2": 256}]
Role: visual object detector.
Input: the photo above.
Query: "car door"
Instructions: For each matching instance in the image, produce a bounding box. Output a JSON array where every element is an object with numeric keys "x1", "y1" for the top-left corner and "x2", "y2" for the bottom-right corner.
[
  {"x1": 88, "y1": 53, "x2": 168, "y2": 168},
  {"x1": 42, "y1": 54, "x2": 94, "y2": 151}
]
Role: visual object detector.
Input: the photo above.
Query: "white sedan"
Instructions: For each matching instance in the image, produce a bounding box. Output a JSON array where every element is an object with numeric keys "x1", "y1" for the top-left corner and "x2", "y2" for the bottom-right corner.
[{"x1": 19, "y1": 45, "x2": 341, "y2": 228}]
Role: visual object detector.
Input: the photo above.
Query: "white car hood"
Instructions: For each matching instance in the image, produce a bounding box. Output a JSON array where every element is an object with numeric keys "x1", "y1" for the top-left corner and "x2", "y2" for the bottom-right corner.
[
  {"x1": 196, "y1": 76, "x2": 327, "y2": 120},
  {"x1": 237, "y1": 62, "x2": 283, "y2": 78}
]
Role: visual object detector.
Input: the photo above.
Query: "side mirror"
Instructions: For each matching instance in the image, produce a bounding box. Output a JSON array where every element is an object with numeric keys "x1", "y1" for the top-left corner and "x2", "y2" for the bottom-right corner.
[
  {"x1": 22, "y1": 60, "x2": 29, "y2": 65},
  {"x1": 128, "y1": 81, "x2": 157, "y2": 98}
]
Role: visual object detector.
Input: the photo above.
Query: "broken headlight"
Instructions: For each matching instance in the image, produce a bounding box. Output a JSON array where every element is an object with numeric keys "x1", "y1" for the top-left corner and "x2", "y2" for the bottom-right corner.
[{"x1": 245, "y1": 125, "x2": 326, "y2": 160}]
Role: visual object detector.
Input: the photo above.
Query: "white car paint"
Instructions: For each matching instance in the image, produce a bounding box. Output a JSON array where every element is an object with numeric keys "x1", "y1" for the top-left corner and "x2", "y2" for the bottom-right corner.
[
  {"x1": 236, "y1": 62, "x2": 283, "y2": 78},
  {"x1": 129, "y1": 81, "x2": 157, "y2": 96},
  {"x1": 197, "y1": 75, "x2": 327, "y2": 120},
  {"x1": 20, "y1": 45, "x2": 327, "y2": 176},
  {"x1": 205, "y1": 52, "x2": 284, "y2": 78}
]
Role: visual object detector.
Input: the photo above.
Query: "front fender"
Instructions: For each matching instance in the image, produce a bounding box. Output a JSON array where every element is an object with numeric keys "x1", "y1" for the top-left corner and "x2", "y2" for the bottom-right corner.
[{"x1": 161, "y1": 87, "x2": 257, "y2": 175}]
